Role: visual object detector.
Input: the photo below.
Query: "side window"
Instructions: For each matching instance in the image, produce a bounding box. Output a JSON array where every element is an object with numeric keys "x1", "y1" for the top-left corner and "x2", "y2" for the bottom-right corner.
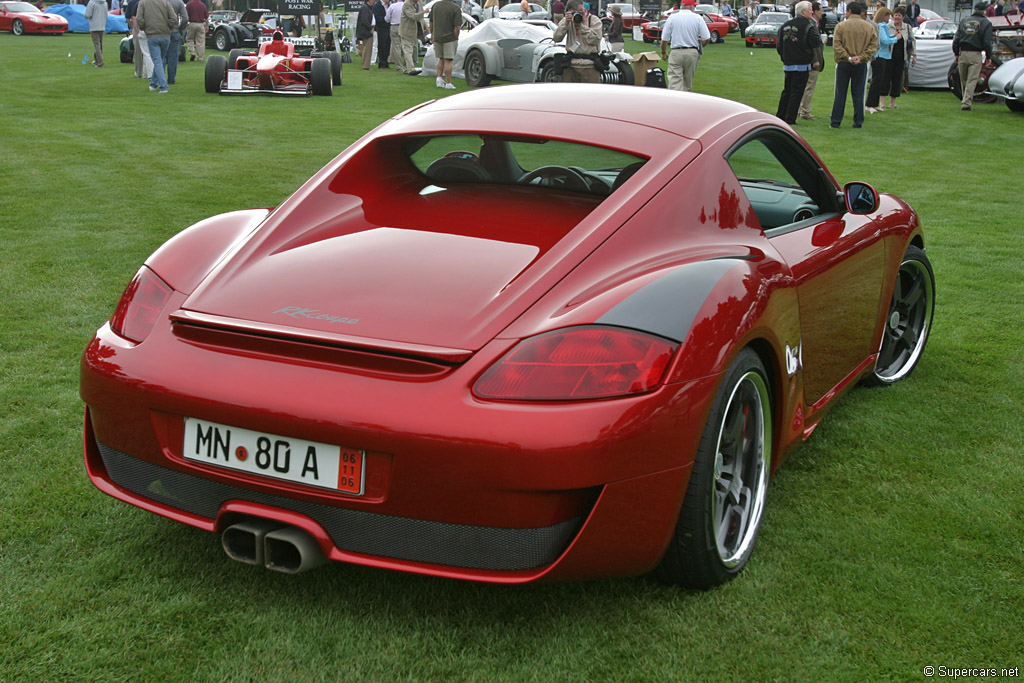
[{"x1": 726, "y1": 132, "x2": 839, "y2": 233}]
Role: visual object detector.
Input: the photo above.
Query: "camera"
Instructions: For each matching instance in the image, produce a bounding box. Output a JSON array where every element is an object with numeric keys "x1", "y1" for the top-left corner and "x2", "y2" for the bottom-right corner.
[{"x1": 572, "y1": 10, "x2": 584, "y2": 23}]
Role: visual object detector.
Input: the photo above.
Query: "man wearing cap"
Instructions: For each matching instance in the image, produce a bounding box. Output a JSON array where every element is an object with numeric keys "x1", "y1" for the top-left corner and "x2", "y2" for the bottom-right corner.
[
  {"x1": 660, "y1": 1, "x2": 711, "y2": 91},
  {"x1": 606, "y1": 4, "x2": 624, "y2": 52},
  {"x1": 953, "y1": 2, "x2": 995, "y2": 110}
]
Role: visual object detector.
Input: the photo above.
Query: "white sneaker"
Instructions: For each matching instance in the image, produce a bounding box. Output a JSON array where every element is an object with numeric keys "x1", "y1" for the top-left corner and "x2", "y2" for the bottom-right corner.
[
  {"x1": 436, "y1": 76, "x2": 445, "y2": 88},
  {"x1": 443, "y1": 82, "x2": 456, "y2": 89}
]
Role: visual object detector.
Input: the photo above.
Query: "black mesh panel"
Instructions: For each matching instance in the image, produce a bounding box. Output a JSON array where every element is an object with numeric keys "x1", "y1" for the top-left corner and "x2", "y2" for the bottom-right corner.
[{"x1": 96, "y1": 443, "x2": 583, "y2": 571}]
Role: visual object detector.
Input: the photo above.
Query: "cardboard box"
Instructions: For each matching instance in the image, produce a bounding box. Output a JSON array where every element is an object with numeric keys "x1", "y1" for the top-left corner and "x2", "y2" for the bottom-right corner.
[{"x1": 631, "y1": 52, "x2": 661, "y2": 87}]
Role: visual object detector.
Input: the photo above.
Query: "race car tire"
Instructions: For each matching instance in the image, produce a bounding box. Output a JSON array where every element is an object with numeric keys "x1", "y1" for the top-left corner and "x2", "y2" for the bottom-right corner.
[
  {"x1": 227, "y1": 48, "x2": 244, "y2": 69},
  {"x1": 710, "y1": 30, "x2": 720, "y2": 43},
  {"x1": 214, "y1": 28, "x2": 230, "y2": 52},
  {"x1": 310, "y1": 57, "x2": 333, "y2": 96},
  {"x1": 464, "y1": 50, "x2": 492, "y2": 87},
  {"x1": 13, "y1": 19, "x2": 24, "y2": 35},
  {"x1": 205, "y1": 54, "x2": 227, "y2": 93},
  {"x1": 327, "y1": 50, "x2": 342, "y2": 85},
  {"x1": 1006, "y1": 98, "x2": 1024, "y2": 112},
  {"x1": 643, "y1": 35, "x2": 653, "y2": 43}
]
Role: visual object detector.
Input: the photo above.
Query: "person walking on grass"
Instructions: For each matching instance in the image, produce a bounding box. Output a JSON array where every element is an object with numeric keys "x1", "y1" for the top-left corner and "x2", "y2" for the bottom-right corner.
[
  {"x1": 953, "y1": 1, "x2": 994, "y2": 110},
  {"x1": 137, "y1": 0, "x2": 177, "y2": 93},
  {"x1": 829, "y1": 1, "x2": 878, "y2": 128},
  {"x1": 776, "y1": 0, "x2": 821, "y2": 124},
  {"x1": 430, "y1": 0, "x2": 462, "y2": 88},
  {"x1": 185, "y1": 0, "x2": 208, "y2": 62},
  {"x1": 798, "y1": 1, "x2": 825, "y2": 120},
  {"x1": 84, "y1": 0, "x2": 107, "y2": 67}
]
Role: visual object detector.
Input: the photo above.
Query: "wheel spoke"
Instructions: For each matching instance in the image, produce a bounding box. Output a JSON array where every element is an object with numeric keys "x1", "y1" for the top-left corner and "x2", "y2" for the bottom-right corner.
[{"x1": 900, "y1": 274, "x2": 924, "y2": 310}]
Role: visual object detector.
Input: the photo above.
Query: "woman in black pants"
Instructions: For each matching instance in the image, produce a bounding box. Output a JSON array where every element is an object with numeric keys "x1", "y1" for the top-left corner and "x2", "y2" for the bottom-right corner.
[{"x1": 866, "y1": 6, "x2": 898, "y2": 113}]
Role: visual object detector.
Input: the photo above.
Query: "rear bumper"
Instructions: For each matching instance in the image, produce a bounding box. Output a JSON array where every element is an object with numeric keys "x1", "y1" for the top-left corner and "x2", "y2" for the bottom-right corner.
[
  {"x1": 80, "y1": 319, "x2": 716, "y2": 582},
  {"x1": 84, "y1": 410, "x2": 695, "y2": 582}
]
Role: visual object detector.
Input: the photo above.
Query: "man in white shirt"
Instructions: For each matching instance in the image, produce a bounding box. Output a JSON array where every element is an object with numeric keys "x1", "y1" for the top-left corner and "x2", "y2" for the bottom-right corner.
[
  {"x1": 386, "y1": 0, "x2": 406, "y2": 72},
  {"x1": 660, "y1": 2, "x2": 711, "y2": 91}
]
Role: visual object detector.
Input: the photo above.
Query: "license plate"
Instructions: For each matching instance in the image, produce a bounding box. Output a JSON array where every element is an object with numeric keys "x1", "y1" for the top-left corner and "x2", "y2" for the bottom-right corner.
[{"x1": 183, "y1": 418, "x2": 364, "y2": 495}]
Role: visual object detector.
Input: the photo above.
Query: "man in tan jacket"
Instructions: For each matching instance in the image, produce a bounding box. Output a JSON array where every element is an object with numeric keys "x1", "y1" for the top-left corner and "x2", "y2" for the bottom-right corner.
[
  {"x1": 400, "y1": 0, "x2": 425, "y2": 74},
  {"x1": 829, "y1": 0, "x2": 878, "y2": 128}
]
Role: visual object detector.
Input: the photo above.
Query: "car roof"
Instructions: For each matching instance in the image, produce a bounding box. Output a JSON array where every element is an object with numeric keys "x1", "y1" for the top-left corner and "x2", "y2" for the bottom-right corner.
[{"x1": 392, "y1": 84, "x2": 765, "y2": 149}]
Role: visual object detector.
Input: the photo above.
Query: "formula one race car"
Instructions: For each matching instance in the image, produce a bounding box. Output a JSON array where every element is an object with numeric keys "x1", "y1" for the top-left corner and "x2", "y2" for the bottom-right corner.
[{"x1": 204, "y1": 31, "x2": 341, "y2": 96}]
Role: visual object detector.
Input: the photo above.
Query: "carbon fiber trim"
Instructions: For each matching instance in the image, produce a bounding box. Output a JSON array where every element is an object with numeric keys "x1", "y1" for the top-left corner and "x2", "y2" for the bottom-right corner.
[{"x1": 96, "y1": 443, "x2": 583, "y2": 571}]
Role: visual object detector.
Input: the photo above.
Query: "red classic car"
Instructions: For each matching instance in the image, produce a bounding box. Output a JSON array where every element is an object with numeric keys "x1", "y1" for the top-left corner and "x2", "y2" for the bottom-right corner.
[
  {"x1": 81, "y1": 85, "x2": 933, "y2": 589},
  {"x1": 602, "y1": 2, "x2": 648, "y2": 29},
  {"x1": 642, "y1": 12, "x2": 731, "y2": 43},
  {"x1": 0, "y1": 0, "x2": 68, "y2": 34}
]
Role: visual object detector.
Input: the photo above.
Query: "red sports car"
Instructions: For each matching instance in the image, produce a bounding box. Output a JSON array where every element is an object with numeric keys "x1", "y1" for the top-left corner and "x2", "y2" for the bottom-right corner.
[
  {"x1": 0, "y1": 1, "x2": 68, "y2": 34},
  {"x1": 81, "y1": 86, "x2": 934, "y2": 589},
  {"x1": 204, "y1": 32, "x2": 340, "y2": 96},
  {"x1": 642, "y1": 13, "x2": 731, "y2": 43}
]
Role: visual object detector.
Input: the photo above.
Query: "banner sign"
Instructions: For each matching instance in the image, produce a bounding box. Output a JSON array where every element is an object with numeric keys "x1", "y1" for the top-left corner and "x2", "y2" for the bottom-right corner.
[{"x1": 280, "y1": 0, "x2": 321, "y2": 12}]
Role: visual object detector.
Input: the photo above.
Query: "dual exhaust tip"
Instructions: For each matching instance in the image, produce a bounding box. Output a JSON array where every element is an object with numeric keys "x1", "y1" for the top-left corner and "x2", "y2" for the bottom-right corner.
[{"x1": 221, "y1": 519, "x2": 328, "y2": 574}]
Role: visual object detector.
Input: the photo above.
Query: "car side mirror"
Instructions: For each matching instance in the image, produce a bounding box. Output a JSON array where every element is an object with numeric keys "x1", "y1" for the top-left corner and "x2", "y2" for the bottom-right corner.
[{"x1": 844, "y1": 181, "x2": 878, "y2": 214}]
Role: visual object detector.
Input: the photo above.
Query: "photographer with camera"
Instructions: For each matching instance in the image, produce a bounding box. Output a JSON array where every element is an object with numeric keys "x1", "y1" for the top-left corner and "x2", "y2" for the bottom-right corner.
[{"x1": 553, "y1": 0, "x2": 604, "y2": 83}]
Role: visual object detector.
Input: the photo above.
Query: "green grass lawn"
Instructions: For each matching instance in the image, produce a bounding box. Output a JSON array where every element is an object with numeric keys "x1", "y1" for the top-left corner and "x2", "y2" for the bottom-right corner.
[{"x1": 2, "y1": 29, "x2": 1022, "y2": 681}]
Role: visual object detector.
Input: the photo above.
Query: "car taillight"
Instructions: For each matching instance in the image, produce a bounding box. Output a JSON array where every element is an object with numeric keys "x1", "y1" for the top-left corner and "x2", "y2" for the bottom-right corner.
[
  {"x1": 109, "y1": 266, "x2": 173, "y2": 343},
  {"x1": 473, "y1": 326, "x2": 678, "y2": 401}
]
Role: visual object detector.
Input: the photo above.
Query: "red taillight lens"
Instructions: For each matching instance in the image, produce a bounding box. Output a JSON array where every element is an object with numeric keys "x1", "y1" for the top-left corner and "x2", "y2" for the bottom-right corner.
[
  {"x1": 109, "y1": 267, "x2": 173, "y2": 343},
  {"x1": 473, "y1": 326, "x2": 678, "y2": 401}
]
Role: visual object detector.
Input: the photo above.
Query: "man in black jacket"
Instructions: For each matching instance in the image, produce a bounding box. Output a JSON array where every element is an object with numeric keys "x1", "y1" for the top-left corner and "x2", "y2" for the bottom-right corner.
[
  {"x1": 356, "y1": 0, "x2": 376, "y2": 70},
  {"x1": 953, "y1": 1, "x2": 995, "y2": 110},
  {"x1": 776, "y1": 0, "x2": 821, "y2": 124},
  {"x1": 373, "y1": 0, "x2": 391, "y2": 68}
]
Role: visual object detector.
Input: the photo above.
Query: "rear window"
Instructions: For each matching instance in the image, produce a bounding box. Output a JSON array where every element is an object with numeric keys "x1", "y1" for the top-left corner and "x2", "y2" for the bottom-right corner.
[{"x1": 403, "y1": 134, "x2": 647, "y2": 197}]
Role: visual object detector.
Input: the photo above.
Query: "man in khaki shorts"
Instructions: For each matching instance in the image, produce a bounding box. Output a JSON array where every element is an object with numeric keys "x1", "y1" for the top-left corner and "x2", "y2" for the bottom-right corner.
[{"x1": 430, "y1": 0, "x2": 462, "y2": 89}]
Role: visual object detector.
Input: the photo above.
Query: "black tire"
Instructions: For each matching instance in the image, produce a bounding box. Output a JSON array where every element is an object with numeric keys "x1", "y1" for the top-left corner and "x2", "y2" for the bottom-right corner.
[
  {"x1": 862, "y1": 245, "x2": 934, "y2": 387},
  {"x1": 205, "y1": 54, "x2": 227, "y2": 93},
  {"x1": 13, "y1": 19, "x2": 24, "y2": 35},
  {"x1": 710, "y1": 30, "x2": 720, "y2": 43},
  {"x1": 464, "y1": 50, "x2": 492, "y2": 87},
  {"x1": 227, "y1": 48, "x2": 244, "y2": 69},
  {"x1": 1007, "y1": 98, "x2": 1024, "y2": 112},
  {"x1": 327, "y1": 50, "x2": 342, "y2": 85},
  {"x1": 643, "y1": 35, "x2": 653, "y2": 43},
  {"x1": 655, "y1": 348, "x2": 773, "y2": 589},
  {"x1": 310, "y1": 57, "x2": 333, "y2": 96},
  {"x1": 614, "y1": 60, "x2": 634, "y2": 85},
  {"x1": 746, "y1": 39, "x2": 753, "y2": 47},
  {"x1": 539, "y1": 61, "x2": 559, "y2": 83},
  {"x1": 948, "y1": 65, "x2": 996, "y2": 103},
  {"x1": 214, "y1": 28, "x2": 230, "y2": 52}
]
